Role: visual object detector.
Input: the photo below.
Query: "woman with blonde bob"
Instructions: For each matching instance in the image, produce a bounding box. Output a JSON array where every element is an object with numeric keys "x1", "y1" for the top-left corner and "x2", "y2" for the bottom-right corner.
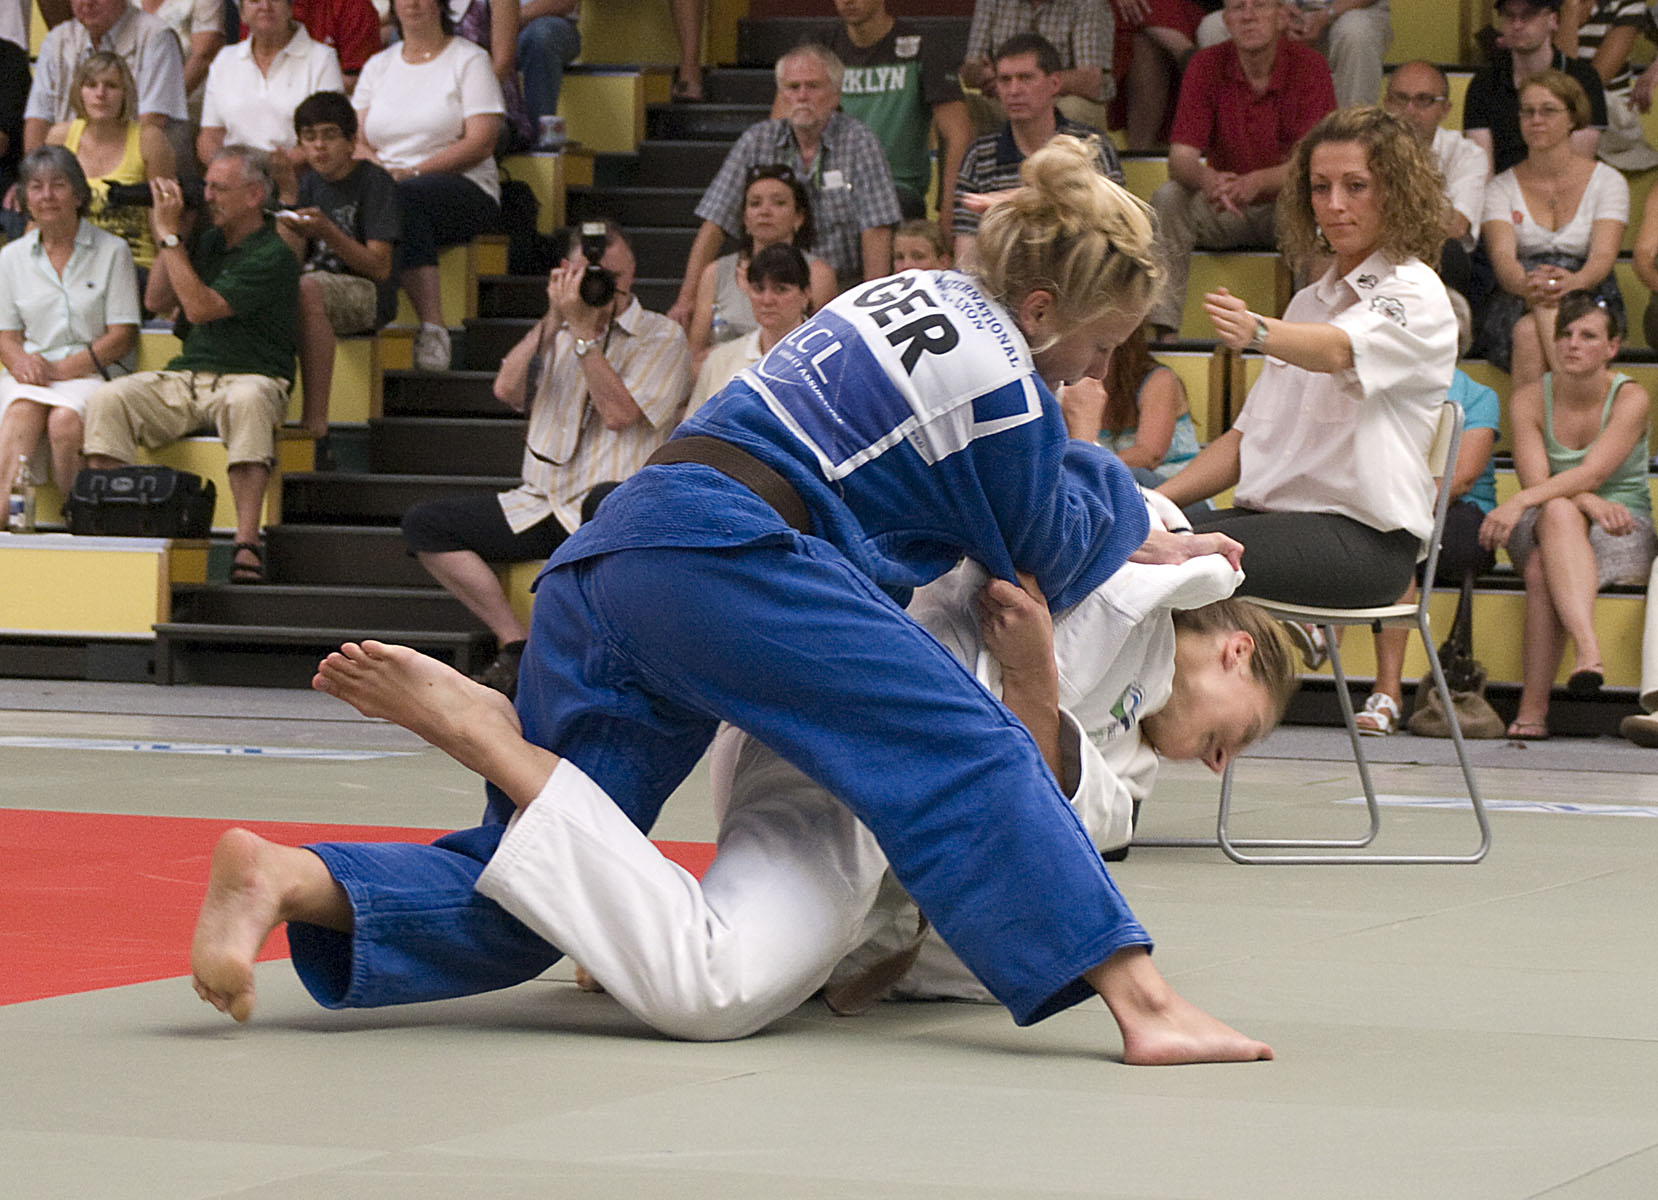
[
  {"x1": 194, "y1": 136, "x2": 1275, "y2": 1068},
  {"x1": 46, "y1": 53, "x2": 177, "y2": 278},
  {"x1": 1160, "y1": 106, "x2": 1459, "y2": 618}
]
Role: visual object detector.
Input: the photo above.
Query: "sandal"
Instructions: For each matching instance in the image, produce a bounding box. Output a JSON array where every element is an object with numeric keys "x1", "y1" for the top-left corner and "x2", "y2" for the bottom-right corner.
[
  {"x1": 1505, "y1": 720, "x2": 1550, "y2": 741},
  {"x1": 1354, "y1": 692, "x2": 1400, "y2": 737},
  {"x1": 1281, "y1": 621, "x2": 1328, "y2": 671},
  {"x1": 229, "y1": 540, "x2": 266, "y2": 585}
]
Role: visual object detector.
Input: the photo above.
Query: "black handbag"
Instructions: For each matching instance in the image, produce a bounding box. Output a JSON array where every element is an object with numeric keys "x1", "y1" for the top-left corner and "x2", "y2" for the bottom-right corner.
[{"x1": 63, "y1": 466, "x2": 216, "y2": 538}]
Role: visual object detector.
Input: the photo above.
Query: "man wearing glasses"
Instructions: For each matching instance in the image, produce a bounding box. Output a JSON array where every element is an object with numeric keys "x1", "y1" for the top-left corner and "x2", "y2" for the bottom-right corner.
[
  {"x1": 1383, "y1": 60, "x2": 1488, "y2": 303},
  {"x1": 1463, "y1": 0, "x2": 1605, "y2": 173},
  {"x1": 668, "y1": 43, "x2": 902, "y2": 327}
]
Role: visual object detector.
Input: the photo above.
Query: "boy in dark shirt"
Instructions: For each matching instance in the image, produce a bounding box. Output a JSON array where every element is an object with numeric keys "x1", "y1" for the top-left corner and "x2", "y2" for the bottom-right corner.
[{"x1": 276, "y1": 90, "x2": 400, "y2": 463}]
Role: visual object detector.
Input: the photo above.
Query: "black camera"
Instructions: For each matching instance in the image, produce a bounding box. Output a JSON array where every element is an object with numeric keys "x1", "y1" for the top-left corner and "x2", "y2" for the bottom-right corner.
[
  {"x1": 104, "y1": 179, "x2": 207, "y2": 209},
  {"x1": 577, "y1": 220, "x2": 616, "y2": 309}
]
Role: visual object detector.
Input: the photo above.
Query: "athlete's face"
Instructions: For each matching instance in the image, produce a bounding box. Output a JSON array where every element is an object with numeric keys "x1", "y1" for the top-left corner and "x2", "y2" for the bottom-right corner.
[
  {"x1": 1024, "y1": 301, "x2": 1140, "y2": 389},
  {"x1": 1140, "y1": 631, "x2": 1275, "y2": 775}
]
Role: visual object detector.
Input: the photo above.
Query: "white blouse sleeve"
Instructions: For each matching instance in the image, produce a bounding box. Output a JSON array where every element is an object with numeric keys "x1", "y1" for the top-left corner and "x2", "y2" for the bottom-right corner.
[{"x1": 1331, "y1": 261, "x2": 1458, "y2": 404}]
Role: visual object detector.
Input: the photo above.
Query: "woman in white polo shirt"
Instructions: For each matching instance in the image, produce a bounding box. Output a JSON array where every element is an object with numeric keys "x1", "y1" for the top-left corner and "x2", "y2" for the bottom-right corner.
[
  {"x1": 0, "y1": 147, "x2": 140, "y2": 504},
  {"x1": 197, "y1": 0, "x2": 343, "y2": 196},
  {"x1": 1158, "y1": 105, "x2": 1458, "y2": 611}
]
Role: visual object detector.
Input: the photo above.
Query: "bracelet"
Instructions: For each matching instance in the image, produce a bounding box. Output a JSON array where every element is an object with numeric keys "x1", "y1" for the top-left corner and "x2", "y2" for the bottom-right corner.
[{"x1": 88, "y1": 344, "x2": 109, "y2": 381}]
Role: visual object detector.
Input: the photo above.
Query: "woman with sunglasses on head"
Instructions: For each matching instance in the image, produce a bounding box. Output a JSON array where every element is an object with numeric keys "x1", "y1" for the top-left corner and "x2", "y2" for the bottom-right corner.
[
  {"x1": 687, "y1": 162, "x2": 837, "y2": 370},
  {"x1": 1478, "y1": 289, "x2": 1654, "y2": 739}
]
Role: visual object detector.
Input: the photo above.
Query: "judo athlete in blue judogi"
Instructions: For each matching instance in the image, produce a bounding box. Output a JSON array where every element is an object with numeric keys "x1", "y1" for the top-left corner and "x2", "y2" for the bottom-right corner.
[{"x1": 194, "y1": 137, "x2": 1275, "y2": 1065}]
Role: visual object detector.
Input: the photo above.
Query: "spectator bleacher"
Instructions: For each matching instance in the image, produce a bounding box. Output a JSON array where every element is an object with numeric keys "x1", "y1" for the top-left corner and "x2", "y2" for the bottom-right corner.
[{"x1": 1, "y1": 0, "x2": 1657, "y2": 739}]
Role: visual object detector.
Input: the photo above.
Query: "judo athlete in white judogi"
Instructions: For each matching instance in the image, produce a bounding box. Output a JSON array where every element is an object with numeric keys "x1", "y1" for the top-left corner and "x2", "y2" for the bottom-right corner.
[{"x1": 464, "y1": 496, "x2": 1288, "y2": 1040}]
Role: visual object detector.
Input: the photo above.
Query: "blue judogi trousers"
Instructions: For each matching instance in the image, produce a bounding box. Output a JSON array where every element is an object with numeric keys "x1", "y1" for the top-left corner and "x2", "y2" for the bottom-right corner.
[{"x1": 291, "y1": 531, "x2": 1150, "y2": 1026}]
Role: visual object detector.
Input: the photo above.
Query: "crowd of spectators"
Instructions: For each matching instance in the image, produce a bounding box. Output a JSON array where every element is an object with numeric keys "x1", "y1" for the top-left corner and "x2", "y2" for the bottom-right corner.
[{"x1": 5, "y1": 0, "x2": 1658, "y2": 740}]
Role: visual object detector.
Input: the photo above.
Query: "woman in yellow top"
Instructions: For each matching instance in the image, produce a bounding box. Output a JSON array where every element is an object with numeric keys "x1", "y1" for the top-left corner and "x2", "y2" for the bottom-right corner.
[{"x1": 46, "y1": 52, "x2": 177, "y2": 276}]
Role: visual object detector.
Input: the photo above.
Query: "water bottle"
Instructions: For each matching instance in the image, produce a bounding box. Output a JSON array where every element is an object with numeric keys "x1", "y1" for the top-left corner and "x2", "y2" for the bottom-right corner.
[
  {"x1": 711, "y1": 303, "x2": 731, "y2": 344},
  {"x1": 10, "y1": 454, "x2": 36, "y2": 533}
]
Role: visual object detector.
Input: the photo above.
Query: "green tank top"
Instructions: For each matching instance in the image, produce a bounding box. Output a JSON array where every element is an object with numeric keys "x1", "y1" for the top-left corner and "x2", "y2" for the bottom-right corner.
[{"x1": 1541, "y1": 371, "x2": 1652, "y2": 516}]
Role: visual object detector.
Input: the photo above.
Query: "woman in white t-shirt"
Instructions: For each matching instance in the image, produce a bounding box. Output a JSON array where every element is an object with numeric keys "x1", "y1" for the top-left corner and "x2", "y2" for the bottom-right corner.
[
  {"x1": 197, "y1": 0, "x2": 343, "y2": 198},
  {"x1": 355, "y1": 0, "x2": 505, "y2": 371},
  {"x1": 1159, "y1": 105, "x2": 1458, "y2": 610},
  {"x1": 1480, "y1": 70, "x2": 1628, "y2": 393}
]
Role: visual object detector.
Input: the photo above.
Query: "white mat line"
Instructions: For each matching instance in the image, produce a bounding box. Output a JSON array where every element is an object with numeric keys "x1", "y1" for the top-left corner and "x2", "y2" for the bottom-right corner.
[
  {"x1": 1336, "y1": 794, "x2": 1658, "y2": 817},
  {"x1": 0, "y1": 735, "x2": 415, "y2": 761}
]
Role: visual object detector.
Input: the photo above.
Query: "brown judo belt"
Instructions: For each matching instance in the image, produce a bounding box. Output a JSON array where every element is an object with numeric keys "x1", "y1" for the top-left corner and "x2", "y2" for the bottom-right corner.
[{"x1": 645, "y1": 435, "x2": 812, "y2": 536}]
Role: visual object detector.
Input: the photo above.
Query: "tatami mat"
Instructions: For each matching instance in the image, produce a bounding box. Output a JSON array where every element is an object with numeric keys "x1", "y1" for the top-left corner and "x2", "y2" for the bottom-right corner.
[{"x1": 4, "y1": 683, "x2": 1657, "y2": 1198}]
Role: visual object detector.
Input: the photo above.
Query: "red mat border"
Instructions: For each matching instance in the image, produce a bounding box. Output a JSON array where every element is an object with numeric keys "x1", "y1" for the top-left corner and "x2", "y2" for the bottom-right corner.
[{"x1": 1, "y1": 808, "x2": 714, "y2": 1006}]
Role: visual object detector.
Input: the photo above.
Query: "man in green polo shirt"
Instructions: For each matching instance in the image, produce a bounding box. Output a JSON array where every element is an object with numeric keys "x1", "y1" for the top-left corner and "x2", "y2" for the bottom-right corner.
[
  {"x1": 83, "y1": 146, "x2": 300, "y2": 584},
  {"x1": 811, "y1": 0, "x2": 971, "y2": 227}
]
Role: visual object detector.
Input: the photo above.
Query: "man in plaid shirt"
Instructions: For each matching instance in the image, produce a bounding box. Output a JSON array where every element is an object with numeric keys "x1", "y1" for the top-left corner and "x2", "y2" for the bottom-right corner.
[
  {"x1": 667, "y1": 43, "x2": 901, "y2": 328},
  {"x1": 959, "y1": 0, "x2": 1113, "y2": 133}
]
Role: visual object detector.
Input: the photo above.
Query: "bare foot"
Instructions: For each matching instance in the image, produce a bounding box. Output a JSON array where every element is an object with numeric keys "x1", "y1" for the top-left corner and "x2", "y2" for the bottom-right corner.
[
  {"x1": 1089, "y1": 947, "x2": 1273, "y2": 1066},
  {"x1": 190, "y1": 828, "x2": 286, "y2": 1023},
  {"x1": 313, "y1": 641, "x2": 551, "y2": 803}
]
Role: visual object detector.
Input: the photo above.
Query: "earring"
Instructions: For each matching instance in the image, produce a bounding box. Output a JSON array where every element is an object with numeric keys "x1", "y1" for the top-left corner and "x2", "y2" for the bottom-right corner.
[{"x1": 1315, "y1": 224, "x2": 1333, "y2": 254}]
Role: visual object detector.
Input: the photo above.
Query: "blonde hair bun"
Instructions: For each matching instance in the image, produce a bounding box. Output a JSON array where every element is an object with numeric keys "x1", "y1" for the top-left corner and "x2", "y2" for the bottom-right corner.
[{"x1": 974, "y1": 135, "x2": 1159, "y2": 342}]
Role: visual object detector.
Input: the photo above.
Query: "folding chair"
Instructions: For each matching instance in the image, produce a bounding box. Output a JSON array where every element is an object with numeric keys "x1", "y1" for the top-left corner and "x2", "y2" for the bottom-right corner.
[{"x1": 1137, "y1": 400, "x2": 1493, "y2": 864}]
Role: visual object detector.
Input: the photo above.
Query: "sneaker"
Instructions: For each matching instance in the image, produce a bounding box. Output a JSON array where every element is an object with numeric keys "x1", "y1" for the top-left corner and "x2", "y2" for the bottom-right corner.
[
  {"x1": 1620, "y1": 712, "x2": 1658, "y2": 748},
  {"x1": 413, "y1": 323, "x2": 452, "y2": 372},
  {"x1": 472, "y1": 640, "x2": 526, "y2": 699},
  {"x1": 1281, "y1": 621, "x2": 1328, "y2": 671}
]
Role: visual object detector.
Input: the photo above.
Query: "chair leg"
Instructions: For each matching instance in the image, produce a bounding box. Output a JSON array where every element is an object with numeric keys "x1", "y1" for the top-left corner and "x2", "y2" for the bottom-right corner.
[
  {"x1": 1216, "y1": 625, "x2": 1384, "y2": 862},
  {"x1": 1136, "y1": 617, "x2": 1492, "y2": 865}
]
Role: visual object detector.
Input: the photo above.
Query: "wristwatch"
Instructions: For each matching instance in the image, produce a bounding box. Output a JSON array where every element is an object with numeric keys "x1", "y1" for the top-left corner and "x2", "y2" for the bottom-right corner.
[
  {"x1": 572, "y1": 336, "x2": 599, "y2": 358},
  {"x1": 1246, "y1": 312, "x2": 1268, "y2": 352},
  {"x1": 159, "y1": 232, "x2": 181, "y2": 250}
]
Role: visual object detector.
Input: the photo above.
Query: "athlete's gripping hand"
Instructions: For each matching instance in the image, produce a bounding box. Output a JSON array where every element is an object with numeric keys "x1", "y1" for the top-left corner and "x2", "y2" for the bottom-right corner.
[
  {"x1": 1130, "y1": 527, "x2": 1244, "y2": 570},
  {"x1": 977, "y1": 572, "x2": 1056, "y2": 683}
]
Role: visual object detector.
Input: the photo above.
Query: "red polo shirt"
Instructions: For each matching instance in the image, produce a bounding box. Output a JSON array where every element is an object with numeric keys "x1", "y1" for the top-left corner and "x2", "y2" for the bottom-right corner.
[{"x1": 1169, "y1": 38, "x2": 1336, "y2": 175}]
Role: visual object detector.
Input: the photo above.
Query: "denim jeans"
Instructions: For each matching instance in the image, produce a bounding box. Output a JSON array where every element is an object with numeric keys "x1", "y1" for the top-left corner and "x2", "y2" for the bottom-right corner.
[{"x1": 517, "y1": 15, "x2": 581, "y2": 121}]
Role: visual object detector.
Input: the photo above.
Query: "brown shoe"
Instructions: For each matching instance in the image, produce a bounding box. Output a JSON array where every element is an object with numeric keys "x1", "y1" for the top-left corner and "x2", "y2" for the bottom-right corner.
[{"x1": 1620, "y1": 712, "x2": 1658, "y2": 748}]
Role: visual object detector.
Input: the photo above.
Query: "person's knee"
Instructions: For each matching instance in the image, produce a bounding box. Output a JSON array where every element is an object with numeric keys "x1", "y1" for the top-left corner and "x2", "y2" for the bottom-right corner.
[{"x1": 46, "y1": 405, "x2": 82, "y2": 442}]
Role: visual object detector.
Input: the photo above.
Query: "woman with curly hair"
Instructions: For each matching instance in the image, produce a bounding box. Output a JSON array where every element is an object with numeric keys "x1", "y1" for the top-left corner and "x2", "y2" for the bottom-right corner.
[{"x1": 1159, "y1": 104, "x2": 1459, "y2": 614}]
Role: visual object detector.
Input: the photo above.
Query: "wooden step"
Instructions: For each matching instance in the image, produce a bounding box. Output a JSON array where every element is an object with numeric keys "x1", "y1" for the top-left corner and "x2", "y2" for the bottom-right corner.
[
  {"x1": 735, "y1": 15, "x2": 968, "y2": 69},
  {"x1": 281, "y1": 472, "x2": 516, "y2": 526},
  {"x1": 169, "y1": 582, "x2": 483, "y2": 631},
  {"x1": 152, "y1": 622, "x2": 493, "y2": 686},
  {"x1": 263, "y1": 524, "x2": 432, "y2": 588},
  {"x1": 644, "y1": 103, "x2": 769, "y2": 142},
  {"x1": 369, "y1": 416, "x2": 526, "y2": 477},
  {"x1": 380, "y1": 369, "x2": 508, "y2": 418},
  {"x1": 568, "y1": 185, "x2": 704, "y2": 228}
]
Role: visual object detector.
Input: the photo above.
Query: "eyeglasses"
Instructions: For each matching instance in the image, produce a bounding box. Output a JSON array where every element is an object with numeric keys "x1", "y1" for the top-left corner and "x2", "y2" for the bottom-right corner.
[
  {"x1": 1518, "y1": 104, "x2": 1568, "y2": 119},
  {"x1": 1384, "y1": 91, "x2": 1447, "y2": 110}
]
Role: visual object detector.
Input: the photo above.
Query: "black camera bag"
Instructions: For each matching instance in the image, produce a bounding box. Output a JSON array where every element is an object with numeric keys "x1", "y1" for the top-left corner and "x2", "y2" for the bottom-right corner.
[{"x1": 64, "y1": 466, "x2": 216, "y2": 538}]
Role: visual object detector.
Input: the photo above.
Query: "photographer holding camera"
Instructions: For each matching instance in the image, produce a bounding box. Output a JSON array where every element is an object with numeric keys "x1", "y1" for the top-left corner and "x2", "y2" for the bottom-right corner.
[{"x1": 400, "y1": 219, "x2": 692, "y2": 697}]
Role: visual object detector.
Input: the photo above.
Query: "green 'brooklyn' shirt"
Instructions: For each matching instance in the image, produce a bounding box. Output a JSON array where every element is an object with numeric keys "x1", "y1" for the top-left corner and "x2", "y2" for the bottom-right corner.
[{"x1": 825, "y1": 19, "x2": 965, "y2": 202}]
